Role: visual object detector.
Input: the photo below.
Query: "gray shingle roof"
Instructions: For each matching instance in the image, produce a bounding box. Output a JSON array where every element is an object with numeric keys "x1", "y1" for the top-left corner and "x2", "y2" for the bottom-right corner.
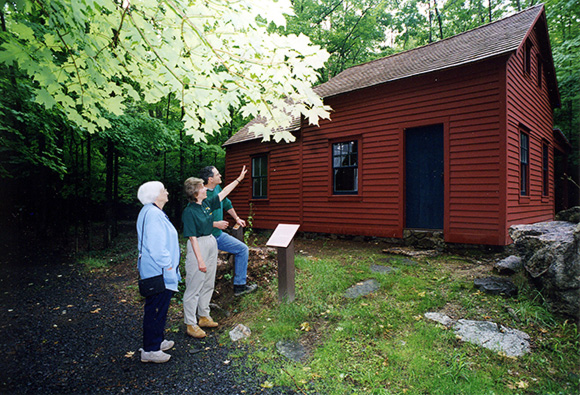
[
  {"x1": 225, "y1": 5, "x2": 546, "y2": 147},
  {"x1": 314, "y1": 4, "x2": 544, "y2": 98},
  {"x1": 221, "y1": 113, "x2": 302, "y2": 146}
]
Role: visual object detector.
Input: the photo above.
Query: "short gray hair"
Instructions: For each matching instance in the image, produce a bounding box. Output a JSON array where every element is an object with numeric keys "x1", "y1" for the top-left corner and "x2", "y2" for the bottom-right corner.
[
  {"x1": 183, "y1": 177, "x2": 204, "y2": 203},
  {"x1": 137, "y1": 181, "x2": 165, "y2": 205}
]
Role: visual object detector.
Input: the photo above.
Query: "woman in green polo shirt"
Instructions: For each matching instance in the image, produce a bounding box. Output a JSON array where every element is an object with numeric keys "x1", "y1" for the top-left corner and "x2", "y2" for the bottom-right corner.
[{"x1": 182, "y1": 166, "x2": 247, "y2": 338}]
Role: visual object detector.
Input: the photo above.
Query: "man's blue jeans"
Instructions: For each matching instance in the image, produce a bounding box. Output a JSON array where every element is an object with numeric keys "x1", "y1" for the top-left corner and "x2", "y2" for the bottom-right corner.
[{"x1": 215, "y1": 232, "x2": 249, "y2": 286}]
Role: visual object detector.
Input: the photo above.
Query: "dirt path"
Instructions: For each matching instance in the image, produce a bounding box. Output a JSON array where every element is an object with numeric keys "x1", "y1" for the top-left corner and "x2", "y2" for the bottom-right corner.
[{"x1": 0, "y1": 245, "x2": 291, "y2": 394}]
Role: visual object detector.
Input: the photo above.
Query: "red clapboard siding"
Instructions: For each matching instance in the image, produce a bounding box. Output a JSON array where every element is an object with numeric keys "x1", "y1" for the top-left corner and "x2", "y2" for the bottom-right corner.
[
  {"x1": 503, "y1": 25, "x2": 556, "y2": 243},
  {"x1": 226, "y1": 59, "x2": 509, "y2": 242},
  {"x1": 225, "y1": 9, "x2": 559, "y2": 246}
]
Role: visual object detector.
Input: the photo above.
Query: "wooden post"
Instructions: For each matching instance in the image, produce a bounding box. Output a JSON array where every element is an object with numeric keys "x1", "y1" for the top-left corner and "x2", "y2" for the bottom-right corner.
[
  {"x1": 231, "y1": 224, "x2": 244, "y2": 241},
  {"x1": 266, "y1": 224, "x2": 300, "y2": 303},
  {"x1": 277, "y1": 240, "x2": 295, "y2": 302}
]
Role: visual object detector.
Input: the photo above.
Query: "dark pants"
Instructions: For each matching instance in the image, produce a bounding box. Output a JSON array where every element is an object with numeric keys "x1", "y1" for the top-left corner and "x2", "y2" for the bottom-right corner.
[{"x1": 143, "y1": 289, "x2": 174, "y2": 351}]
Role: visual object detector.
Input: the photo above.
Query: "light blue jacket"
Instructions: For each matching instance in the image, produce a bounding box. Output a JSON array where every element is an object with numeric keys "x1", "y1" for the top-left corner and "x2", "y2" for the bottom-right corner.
[{"x1": 136, "y1": 204, "x2": 181, "y2": 292}]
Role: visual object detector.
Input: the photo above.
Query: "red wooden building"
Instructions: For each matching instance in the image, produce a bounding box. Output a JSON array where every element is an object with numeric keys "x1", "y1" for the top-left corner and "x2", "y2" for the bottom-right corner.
[{"x1": 223, "y1": 5, "x2": 570, "y2": 246}]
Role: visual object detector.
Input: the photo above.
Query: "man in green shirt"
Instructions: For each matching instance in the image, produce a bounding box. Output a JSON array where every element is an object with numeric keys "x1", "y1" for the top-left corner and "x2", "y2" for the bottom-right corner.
[{"x1": 200, "y1": 166, "x2": 257, "y2": 296}]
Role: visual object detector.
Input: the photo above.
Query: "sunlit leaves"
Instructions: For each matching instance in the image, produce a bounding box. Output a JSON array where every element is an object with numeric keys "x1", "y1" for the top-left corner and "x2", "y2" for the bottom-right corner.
[
  {"x1": 280, "y1": 0, "x2": 395, "y2": 79},
  {"x1": 0, "y1": 0, "x2": 330, "y2": 142}
]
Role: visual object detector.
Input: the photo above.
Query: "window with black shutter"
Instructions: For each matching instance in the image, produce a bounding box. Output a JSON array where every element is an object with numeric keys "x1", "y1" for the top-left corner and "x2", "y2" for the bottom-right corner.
[
  {"x1": 252, "y1": 155, "x2": 268, "y2": 199},
  {"x1": 520, "y1": 132, "x2": 529, "y2": 196},
  {"x1": 332, "y1": 140, "x2": 358, "y2": 194}
]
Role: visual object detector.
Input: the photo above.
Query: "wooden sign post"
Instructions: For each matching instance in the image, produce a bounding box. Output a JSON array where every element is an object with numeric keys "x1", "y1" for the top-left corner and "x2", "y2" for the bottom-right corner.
[
  {"x1": 231, "y1": 224, "x2": 244, "y2": 241},
  {"x1": 266, "y1": 224, "x2": 300, "y2": 302}
]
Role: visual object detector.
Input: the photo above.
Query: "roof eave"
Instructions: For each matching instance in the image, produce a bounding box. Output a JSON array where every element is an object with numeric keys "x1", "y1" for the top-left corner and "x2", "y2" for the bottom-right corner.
[{"x1": 222, "y1": 124, "x2": 301, "y2": 147}]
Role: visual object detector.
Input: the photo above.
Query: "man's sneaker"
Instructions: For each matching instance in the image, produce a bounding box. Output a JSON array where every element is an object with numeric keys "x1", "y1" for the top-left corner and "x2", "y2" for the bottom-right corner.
[
  {"x1": 234, "y1": 283, "x2": 257, "y2": 297},
  {"x1": 140, "y1": 349, "x2": 171, "y2": 363},
  {"x1": 160, "y1": 340, "x2": 174, "y2": 351}
]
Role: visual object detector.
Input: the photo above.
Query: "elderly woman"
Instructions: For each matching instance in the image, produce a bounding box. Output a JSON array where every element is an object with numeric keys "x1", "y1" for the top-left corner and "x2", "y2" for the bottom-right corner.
[
  {"x1": 136, "y1": 181, "x2": 181, "y2": 363},
  {"x1": 182, "y1": 166, "x2": 247, "y2": 338}
]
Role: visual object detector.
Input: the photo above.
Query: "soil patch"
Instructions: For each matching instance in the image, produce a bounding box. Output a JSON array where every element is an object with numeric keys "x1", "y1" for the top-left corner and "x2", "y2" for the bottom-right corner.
[
  {"x1": 0, "y1": 231, "x2": 292, "y2": 394},
  {"x1": 0, "y1": 226, "x2": 509, "y2": 393}
]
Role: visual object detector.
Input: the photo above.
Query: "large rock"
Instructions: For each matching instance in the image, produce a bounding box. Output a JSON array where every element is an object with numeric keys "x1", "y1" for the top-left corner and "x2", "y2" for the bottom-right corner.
[
  {"x1": 474, "y1": 276, "x2": 517, "y2": 297},
  {"x1": 454, "y1": 319, "x2": 530, "y2": 357},
  {"x1": 276, "y1": 340, "x2": 308, "y2": 362},
  {"x1": 555, "y1": 206, "x2": 580, "y2": 223},
  {"x1": 229, "y1": 324, "x2": 251, "y2": 342},
  {"x1": 493, "y1": 255, "x2": 523, "y2": 274},
  {"x1": 344, "y1": 279, "x2": 380, "y2": 298},
  {"x1": 424, "y1": 312, "x2": 455, "y2": 327},
  {"x1": 424, "y1": 313, "x2": 530, "y2": 357},
  {"x1": 509, "y1": 221, "x2": 580, "y2": 320}
]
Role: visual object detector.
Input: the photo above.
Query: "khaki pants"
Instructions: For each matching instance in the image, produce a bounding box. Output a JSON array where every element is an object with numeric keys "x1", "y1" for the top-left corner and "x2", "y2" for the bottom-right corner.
[{"x1": 183, "y1": 235, "x2": 218, "y2": 326}]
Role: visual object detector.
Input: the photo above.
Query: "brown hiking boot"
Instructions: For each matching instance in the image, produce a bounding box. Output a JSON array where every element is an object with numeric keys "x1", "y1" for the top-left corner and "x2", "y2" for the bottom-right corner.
[
  {"x1": 198, "y1": 316, "x2": 219, "y2": 328},
  {"x1": 186, "y1": 324, "x2": 206, "y2": 338}
]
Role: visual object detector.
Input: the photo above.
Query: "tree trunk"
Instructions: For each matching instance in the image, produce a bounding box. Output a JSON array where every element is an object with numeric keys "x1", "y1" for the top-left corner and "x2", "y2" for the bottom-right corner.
[
  {"x1": 428, "y1": 5, "x2": 433, "y2": 43},
  {"x1": 104, "y1": 138, "x2": 114, "y2": 248},
  {"x1": 37, "y1": 130, "x2": 49, "y2": 238},
  {"x1": 163, "y1": 151, "x2": 167, "y2": 181},
  {"x1": 165, "y1": 93, "x2": 171, "y2": 124},
  {"x1": 228, "y1": 107, "x2": 235, "y2": 138},
  {"x1": 180, "y1": 106, "x2": 185, "y2": 183},
  {"x1": 113, "y1": 148, "x2": 119, "y2": 239},
  {"x1": 86, "y1": 133, "x2": 92, "y2": 251},
  {"x1": 478, "y1": 1, "x2": 485, "y2": 24},
  {"x1": 433, "y1": 0, "x2": 444, "y2": 40}
]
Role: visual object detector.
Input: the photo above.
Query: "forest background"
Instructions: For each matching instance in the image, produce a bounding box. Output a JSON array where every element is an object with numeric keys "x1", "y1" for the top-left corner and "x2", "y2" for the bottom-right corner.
[{"x1": 0, "y1": 0, "x2": 578, "y2": 250}]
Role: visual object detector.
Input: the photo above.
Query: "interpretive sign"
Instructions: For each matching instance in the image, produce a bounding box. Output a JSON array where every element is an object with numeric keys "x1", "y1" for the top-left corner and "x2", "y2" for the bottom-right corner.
[
  {"x1": 266, "y1": 224, "x2": 300, "y2": 302},
  {"x1": 266, "y1": 224, "x2": 300, "y2": 248}
]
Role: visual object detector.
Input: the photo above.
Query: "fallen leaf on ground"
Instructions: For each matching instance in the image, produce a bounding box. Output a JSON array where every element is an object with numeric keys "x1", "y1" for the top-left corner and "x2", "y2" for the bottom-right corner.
[{"x1": 517, "y1": 380, "x2": 529, "y2": 389}]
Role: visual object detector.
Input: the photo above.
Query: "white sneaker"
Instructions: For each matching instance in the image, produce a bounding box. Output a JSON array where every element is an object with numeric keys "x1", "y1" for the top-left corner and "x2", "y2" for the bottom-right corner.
[
  {"x1": 160, "y1": 339, "x2": 174, "y2": 351},
  {"x1": 140, "y1": 349, "x2": 171, "y2": 363}
]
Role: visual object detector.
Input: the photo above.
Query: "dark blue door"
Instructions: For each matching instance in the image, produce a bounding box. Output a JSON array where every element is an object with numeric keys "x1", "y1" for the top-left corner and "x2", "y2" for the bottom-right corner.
[{"x1": 405, "y1": 124, "x2": 444, "y2": 229}]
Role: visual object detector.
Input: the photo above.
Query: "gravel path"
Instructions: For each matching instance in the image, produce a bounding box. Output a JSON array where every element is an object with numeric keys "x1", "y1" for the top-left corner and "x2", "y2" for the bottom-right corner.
[{"x1": 0, "y1": 245, "x2": 293, "y2": 394}]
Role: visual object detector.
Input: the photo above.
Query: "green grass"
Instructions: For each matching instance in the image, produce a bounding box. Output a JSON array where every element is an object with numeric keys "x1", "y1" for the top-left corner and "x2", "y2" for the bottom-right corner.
[
  {"x1": 79, "y1": 237, "x2": 138, "y2": 272},
  {"x1": 226, "y1": 248, "x2": 580, "y2": 394},
  {"x1": 78, "y1": 255, "x2": 111, "y2": 271}
]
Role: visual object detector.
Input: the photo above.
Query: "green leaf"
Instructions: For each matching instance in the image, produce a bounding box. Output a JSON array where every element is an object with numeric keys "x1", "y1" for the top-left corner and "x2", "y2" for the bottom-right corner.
[
  {"x1": 43, "y1": 33, "x2": 60, "y2": 48},
  {"x1": 1, "y1": 0, "x2": 332, "y2": 142},
  {"x1": 34, "y1": 88, "x2": 57, "y2": 109},
  {"x1": 11, "y1": 23, "x2": 35, "y2": 41}
]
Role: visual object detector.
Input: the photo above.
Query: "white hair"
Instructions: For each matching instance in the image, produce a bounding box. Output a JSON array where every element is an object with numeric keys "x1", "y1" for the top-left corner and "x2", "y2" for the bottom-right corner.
[{"x1": 137, "y1": 181, "x2": 164, "y2": 205}]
